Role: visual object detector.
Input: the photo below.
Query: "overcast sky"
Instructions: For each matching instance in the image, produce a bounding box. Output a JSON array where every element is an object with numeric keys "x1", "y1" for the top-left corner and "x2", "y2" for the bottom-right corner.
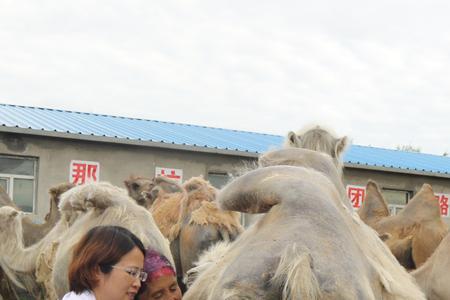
[{"x1": 1, "y1": 1, "x2": 449, "y2": 155}]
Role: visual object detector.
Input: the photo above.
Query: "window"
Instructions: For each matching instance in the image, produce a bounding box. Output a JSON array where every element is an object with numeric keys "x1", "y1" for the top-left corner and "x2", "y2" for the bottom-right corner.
[
  {"x1": 381, "y1": 188, "x2": 413, "y2": 215},
  {"x1": 0, "y1": 155, "x2": 37, "y2": 212},
  {"x1": 207, "y1": 172, "x2": 231, "y2": 189}
]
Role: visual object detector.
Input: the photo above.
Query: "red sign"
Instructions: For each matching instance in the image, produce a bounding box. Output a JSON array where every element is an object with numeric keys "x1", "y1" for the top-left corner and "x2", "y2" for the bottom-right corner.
[
  {"x1": 434, "y1": 193, "x2": 449, "y2": 218},
  {"x1": 70, "y1": 160, "x2": 100, "y2": 185},
  {"x1": 347, "y1": 185, "x2": 366, "y2": 209},
  {"x1": 155, "y1": 167, "x2": 183, "y2": 184}
]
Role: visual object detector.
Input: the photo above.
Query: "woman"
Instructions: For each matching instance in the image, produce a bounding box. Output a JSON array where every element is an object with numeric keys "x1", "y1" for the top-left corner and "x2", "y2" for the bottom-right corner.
[
  {"x1": 137, "y1": 249, "x2": 182, "y2": 300},
  {"x1": 62, "y1": 225, "x2": 147, "y2": 300}
]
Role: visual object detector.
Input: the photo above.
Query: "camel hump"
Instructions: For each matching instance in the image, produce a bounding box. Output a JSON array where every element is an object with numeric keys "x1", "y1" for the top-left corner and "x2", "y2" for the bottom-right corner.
[
  {"x1": 358, "y1": 180, "x2": 389, "y2": 224},
  {"x1": 401, "y1": 183, "x2": 440, "y2": 220},
  {"x1": 218, "y1": 165, "x2": 332, "y2": 214}
]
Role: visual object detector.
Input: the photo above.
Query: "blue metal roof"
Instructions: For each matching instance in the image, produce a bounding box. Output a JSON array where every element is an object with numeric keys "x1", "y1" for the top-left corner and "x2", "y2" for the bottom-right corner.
[{"x1": 1, "y1": 103, "x2": 450, "y2": 176}]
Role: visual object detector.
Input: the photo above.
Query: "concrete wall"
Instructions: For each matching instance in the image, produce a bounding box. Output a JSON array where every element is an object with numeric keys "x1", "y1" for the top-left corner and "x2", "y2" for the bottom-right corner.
[
  {"x1": 1, "y1": 132, "x2": 449, "y2": 225},
  {"x1": 0, "y1": 132, "x2": 250, "y2": 218},
  {"x1": 344, "y1": 167, "x2": 450, "y2": 195}
]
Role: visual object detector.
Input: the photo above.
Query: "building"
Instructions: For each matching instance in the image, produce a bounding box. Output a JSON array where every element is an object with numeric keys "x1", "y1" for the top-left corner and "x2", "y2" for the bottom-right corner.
[{"x1": 1, "y1": 103, "x2": 449, "y2": 224}]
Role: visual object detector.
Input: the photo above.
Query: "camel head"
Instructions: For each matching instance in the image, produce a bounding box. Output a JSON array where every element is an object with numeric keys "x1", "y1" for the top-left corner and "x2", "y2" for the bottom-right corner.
[
  {"x1": 140, "y1": 176, "x2": 184, "y2": 207},
  {"x1": 284, "y1": 125, "x2": 349, "y2": 169},
  {"x1": 182, "y1": 176, "x2": 217, "y2": 215},
  {"x1": 124, "y1": 176, "x2": 155, "y2": 206},
  {"x1": 49, "y1": 182, "x2": 76, "y2": 205},
  {"x1": 45, "y1": 182, "x2": 75, "y2": 221},
  {"x1": 0, "y1": 206, "x2": 22, "y2": 242}
]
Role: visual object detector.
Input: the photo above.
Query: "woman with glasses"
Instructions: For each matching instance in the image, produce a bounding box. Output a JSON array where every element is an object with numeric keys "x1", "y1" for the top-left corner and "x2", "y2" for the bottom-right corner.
[
  {"x1": 136, "y1": 249, "x2": 182, "y2": 300},
  {"x1": 62, "y1": 225, "x2": 147, "y2": 300}
]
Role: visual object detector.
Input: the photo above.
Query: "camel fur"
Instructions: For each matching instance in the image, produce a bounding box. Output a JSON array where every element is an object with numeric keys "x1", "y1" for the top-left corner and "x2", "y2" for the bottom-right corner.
[
  {"x1": 176, "y1": 177, "x2": 243, "y2": 283},
  {"x1": 22, "y1": 182, "x2": 74, "y2": 246},
  {"x1": 412, "y1": 232, "x2": 450, "y2": 299},
  {"x1": 284, "y1": 124, "x2": 349, "y2": 174},
  {"x1": 0, "y1": 182, "x2": 172, "y2": 300},
  {"x1": 136, "y1": 175, "x2": 243, "y2": 292},
  {"x1": 184, "y1": 149, "x2": 424, "y2": 300},
  {"x1": 359, "y1": 180, "x2": 448, "y2": 269}
]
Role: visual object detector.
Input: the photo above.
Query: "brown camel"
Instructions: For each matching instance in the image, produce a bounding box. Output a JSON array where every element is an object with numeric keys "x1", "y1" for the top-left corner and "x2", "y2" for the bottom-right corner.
[
  {"x1": 358, "y1": 180, "x2": 448, "y2": 269},
  {"x1": 145, "y1": 176, "x2": 185, "y2": 238},
  {"x1": 175, "y1": 177, "x2": 242, "y2": 285},
  {"x1": 124, "y1": 175, "x2": 156, "y2": 207},
  {"x1": 127, "y1": 175, "x2": 243, "y2": 292},
  {"x1": 184, "y1": 149, "x2": 424, "y2": 299},
  {"x1": 22, "y1": 182, "x2": 75, "y2": 246},
  {"x1": 412, "y1": 232, "x2": 450, "y2": 299}
]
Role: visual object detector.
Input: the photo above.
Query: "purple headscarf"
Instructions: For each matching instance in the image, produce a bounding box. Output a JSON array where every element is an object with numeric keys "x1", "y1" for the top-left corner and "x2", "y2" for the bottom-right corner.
[{"x1": 143, "y1": 249, "x2": 176, "y2": 282}]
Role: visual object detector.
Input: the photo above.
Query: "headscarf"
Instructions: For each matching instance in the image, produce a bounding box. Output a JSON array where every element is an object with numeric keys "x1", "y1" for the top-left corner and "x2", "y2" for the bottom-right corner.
[{"x1": 143, "y1": 249, "x2": 176, "y2": 282}]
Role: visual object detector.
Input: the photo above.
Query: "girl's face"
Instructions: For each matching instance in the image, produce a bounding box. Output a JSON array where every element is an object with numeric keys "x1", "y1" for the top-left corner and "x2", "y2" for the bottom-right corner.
[
  {"x1": 140, "y1": 275, "x2": 182, "y2": 300},
  {"x1": 94, "y1": 247, "x2": 145, "y2": 300}
]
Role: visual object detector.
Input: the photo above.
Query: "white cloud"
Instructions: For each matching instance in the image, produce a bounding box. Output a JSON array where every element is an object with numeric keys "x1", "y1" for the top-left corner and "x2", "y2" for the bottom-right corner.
[{"x1": 0, "y1": 0, "x2": 449, "y2": 155}]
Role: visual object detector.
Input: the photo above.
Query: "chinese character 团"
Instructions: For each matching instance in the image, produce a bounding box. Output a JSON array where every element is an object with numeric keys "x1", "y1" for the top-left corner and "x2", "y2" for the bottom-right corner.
[{"x1": 347, "y1": 186, "x2": 366, "y2": 209}]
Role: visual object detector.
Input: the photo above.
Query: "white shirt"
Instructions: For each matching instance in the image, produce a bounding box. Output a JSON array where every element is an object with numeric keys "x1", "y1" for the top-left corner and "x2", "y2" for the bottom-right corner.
[{"x1": 62, "y1": 290, "x2": 96, "y2": 300}]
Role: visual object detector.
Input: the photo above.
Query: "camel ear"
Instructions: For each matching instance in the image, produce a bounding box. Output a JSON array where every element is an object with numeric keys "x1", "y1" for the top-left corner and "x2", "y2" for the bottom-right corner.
[
  {"x1": 286, "y1": 131, "x2": 301, "y2": 147},
  {"x1": 334, "y1": 136, "x2": 348, "y2": 158}
]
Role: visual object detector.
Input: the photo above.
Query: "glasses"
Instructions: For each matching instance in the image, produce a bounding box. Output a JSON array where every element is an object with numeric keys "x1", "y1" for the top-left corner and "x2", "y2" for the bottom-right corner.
[{"x1": 111, "y1": 265, "x2": 148, "y2": 282}]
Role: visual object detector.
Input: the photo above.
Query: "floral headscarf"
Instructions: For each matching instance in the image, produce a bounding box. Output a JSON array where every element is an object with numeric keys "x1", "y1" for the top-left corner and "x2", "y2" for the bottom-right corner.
[{"x1": 143, "y1": 249, "x2": 176, "y2": 282}]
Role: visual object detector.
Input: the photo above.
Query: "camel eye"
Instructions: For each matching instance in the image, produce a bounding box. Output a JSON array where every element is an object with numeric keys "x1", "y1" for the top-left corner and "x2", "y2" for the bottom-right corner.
[
  {"x1": 132, "y1": 183, "x2": 140, "y2": 190},
  {"x1": 185, "y1": 184, "x2": 198, "y2": 192}
]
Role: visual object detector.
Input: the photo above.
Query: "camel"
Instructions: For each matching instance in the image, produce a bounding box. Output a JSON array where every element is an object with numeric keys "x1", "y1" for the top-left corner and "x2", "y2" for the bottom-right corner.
[
  {"x1": 284, "y1": 125, "x2": 349, "y2": 174},
  {"x1": 125, "y1": 175, "x2": 243, "y2": 292},
  {"x1": 124, "y1": 175, "x2": 157, "y2": 207},
  {"x1": 412, "y1": 232, "x2": 450, "y2": 299},
  {"x1": 125, "y1": 175, "x2": 185, "y2": 237},
  {"x1": 358, "y1": 180, "x2": 448, "y2": 269},
  {"x1": 124, "y1": 175, "x2": 183, "y2": 208},
  {"x1": 184, "y1": 148, "x2": 424, "y2": 299},
  {"x1": 258, "y1": 147, "x2": 350, "y2": 210},
  {"x1": 0, "y1": 182, "x2": 172, "y2": 300},
  {"x1": 174, "y1": 177, "x2": 243, "y2": 285},
  {"x1": 22, "y1": 182, "x2": 75, "y2": 246},
  {"x1": 0, "y1": 183, "x2": 73, "y2": 299}
]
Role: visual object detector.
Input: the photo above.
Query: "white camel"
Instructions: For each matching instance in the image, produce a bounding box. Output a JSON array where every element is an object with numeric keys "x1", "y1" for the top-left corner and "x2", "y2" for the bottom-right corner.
[{"x1": 0, "y1": 182, "x2": 172, "y2": 299}]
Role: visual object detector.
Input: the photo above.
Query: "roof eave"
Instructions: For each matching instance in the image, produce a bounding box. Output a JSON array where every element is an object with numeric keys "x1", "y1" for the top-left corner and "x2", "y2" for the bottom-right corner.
[
  {"x1": 344, "y1": 162, "x2": 450, "y2": 179},
  {"x1": 0, "y1": 126, "x2": 260, "y2": 158}
]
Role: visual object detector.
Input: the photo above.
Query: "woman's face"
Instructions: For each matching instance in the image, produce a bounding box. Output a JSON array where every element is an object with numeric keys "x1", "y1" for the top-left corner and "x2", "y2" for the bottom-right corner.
[
  {"x1": 139, "y1": 275, "x2": 182, "y2": 300},
  {"x1": 94, "y1": 247, "x2": 145, "y2": 300}
]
